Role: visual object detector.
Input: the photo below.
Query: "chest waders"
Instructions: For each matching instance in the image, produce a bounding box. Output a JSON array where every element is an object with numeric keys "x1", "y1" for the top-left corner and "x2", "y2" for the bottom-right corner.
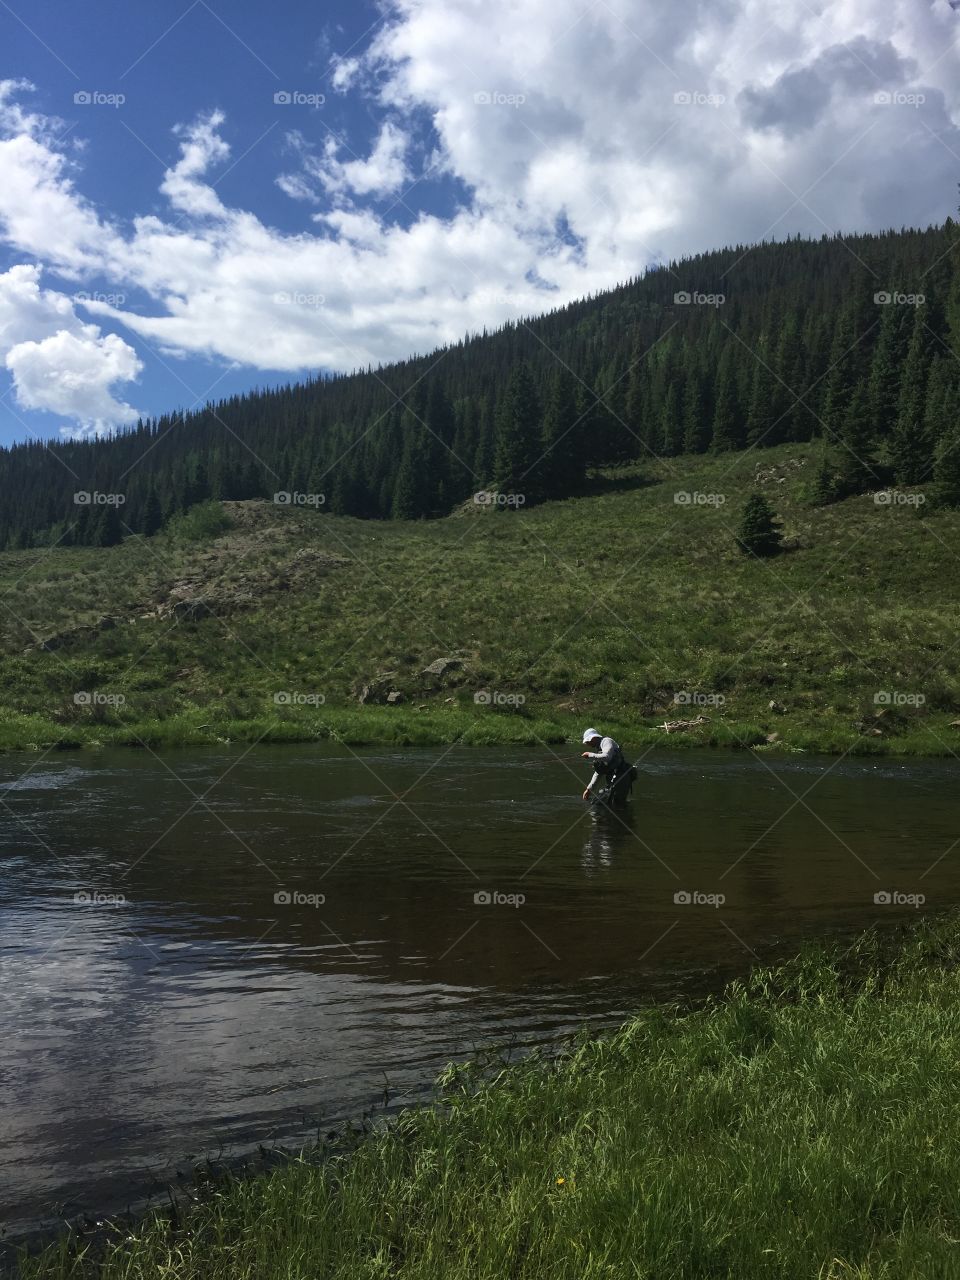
[{"x1": 592, "y1": 748, "x2": 639, "y2": 806}]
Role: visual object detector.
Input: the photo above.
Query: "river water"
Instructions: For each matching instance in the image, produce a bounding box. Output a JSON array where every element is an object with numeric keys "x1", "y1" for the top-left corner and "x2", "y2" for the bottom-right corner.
[{"x1": 0, "y1": 743, "x2": 956, "y2": 1244}]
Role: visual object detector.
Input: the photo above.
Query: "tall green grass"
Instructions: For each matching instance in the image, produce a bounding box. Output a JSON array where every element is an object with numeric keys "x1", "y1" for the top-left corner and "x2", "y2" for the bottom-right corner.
[{"x1": 21, "y1": 916, "x2": 960, "y2": 1279}]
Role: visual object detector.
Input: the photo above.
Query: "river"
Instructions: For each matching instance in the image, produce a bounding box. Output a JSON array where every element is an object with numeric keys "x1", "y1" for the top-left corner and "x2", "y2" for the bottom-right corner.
[{"x1": 0, "y1": 742, "x2": 955, "y2": 1246}]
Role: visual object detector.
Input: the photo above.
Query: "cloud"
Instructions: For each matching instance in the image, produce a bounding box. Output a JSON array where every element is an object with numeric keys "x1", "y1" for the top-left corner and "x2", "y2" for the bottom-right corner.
[
  {"x1": 330, "y1": 56, "x2": 361, "y2": 92},
  {"x1": 0, "y1": 262, "x2": 78, "y2": 346},
  {"x1": 160, "y1": 111, "x2": 231, "y2": 218},
  {"x1": 280, "y1": 120, "x2": 412, "y2": 201},
  {"x1": 0, "y1": 1, "x2": 958, "y2": 408},
  {"x1": 0, "y1": 264, "x2": 142, "y2": 435},
  {"x1": 319, "y1": 120, "x2": 410, "y2": 197},
  {"x1": 738, "y1": 37, "x2": 913, "y2": 135},
  {"x1": 7, "y1": 329, "x2": 142, "y2": 437}
]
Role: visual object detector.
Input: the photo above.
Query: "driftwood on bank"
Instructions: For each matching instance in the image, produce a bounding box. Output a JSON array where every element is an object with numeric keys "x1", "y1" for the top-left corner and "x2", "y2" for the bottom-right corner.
[{"x1": 659, "y1": 715, "x2": 709, "y2": 733}]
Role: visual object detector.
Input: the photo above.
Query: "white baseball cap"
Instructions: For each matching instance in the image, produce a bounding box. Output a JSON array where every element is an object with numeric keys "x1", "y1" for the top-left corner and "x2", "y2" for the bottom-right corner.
[{"x1": 582, "y1": 728, "x2": 601, "y2": 744}]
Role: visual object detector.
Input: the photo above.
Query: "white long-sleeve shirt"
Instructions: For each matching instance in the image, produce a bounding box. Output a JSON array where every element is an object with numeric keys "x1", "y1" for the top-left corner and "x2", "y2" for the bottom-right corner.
[{"x1": 584, "y1": 735, "x2": 621, "y2": 792}]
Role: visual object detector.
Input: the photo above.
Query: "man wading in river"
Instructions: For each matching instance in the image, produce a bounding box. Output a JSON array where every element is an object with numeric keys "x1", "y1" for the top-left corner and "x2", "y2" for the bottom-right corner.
[{"x1": 580, "y1": 728, "x2": 637, "y2": 805}]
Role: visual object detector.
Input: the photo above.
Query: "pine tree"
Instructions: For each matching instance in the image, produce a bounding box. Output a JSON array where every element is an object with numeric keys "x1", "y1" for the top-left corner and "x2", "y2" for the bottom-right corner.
[
  {"x1": 682, "y1": 370, "x2": 710, "y2": 454},
  {"x1": 424, "y1": 384, "x2": 454, "y2": 514},
  {"x1": 236, "y1": 461, "x2": 264, "y2": 501},
  {"x1": 540, "y1": 365, "x2": 585, "y2": 499},
  {"x1": 140, "y1": 486, "x2": 163, "y2": 537},
  {"x1": 493, "y1": 363, "x2": 542, "y2": 500},
  {"x1": 589, "y1": 368, "x2": 628, "y2": 465},
  {"x1": 869, "y1": 296, "x2": 910, "y2": 440},
  {"x1": 328, "y1": 464, "x2": 353, "y2": 517},
  {"x1": 896, "y1": 305, "x2": 931, "y2": 442},
  {"x1": 184, "y1": 460, "x2": 211, "y2": 508},
  {"x1": 923, "y1": 356, "x2": 955, "y2": 447},
  {"x1": 890, "y1": 416, "x2": 932, "y2": 486},
  {"x1": 820, "y1": 308, "x2": 857, "y2": 441},
  {"x1": 71, "y1": 504, "x2": 93, "y2": 546},
  {"x1": 659, "y1": 383, "x2": 683, "y2": 456},
  {"x1": 624, "y1": 339, "x2": 648, "y2": 440},
  {"x1": 308, "y1": 460, "x2": 330, "y2": 505},
  {"x1": 736, "y1": 491, "x2": 783, "y2": 557},
  {"x1": 392, "y1": 413, "x2": 431, "y2": 518},
  {"x1": 473, "y1": 396, "x2": 495, "y2": 485},
  {"x1": 836, "y1": 378, "x2": 881, "y2": 497},
  {"x1": 745, "y1": 340, "x2": 778, "y2": 447},
  {"x1": 811, "y1": 450, "x2": 840, "y2": 506},
  {"x1": 945, "y1": 227, "x2": 960, "y2": 356},
  {"x1": 92, "y1": 502, "x2": 124, "y2": 547},
  {"x1": 711, "y1": 346, "x2": 744, "y2": 452},
  {"x1": 775, "y1": 312, "x2": 810, "y2": 441},
  {"x1": 934, "y1": 427, "x2": 960, "y2": 507},
  {"x1": 575, "y1": 380, "x2": 604, "y2": 466}
]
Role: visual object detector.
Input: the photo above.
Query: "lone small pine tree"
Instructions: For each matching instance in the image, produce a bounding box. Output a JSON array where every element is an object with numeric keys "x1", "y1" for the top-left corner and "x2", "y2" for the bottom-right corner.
[{"x1": 736, "y1": 491, "x2": 783, "y2": 558}]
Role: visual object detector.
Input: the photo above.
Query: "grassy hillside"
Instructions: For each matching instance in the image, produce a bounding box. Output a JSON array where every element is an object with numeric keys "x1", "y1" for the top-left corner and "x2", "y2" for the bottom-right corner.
[
  {"x1": 0, "y1": 443, "x2": 957, "y2": 757},
  {"x1": 20, "y1": 915, "x2": 960, "y2": 1279}
]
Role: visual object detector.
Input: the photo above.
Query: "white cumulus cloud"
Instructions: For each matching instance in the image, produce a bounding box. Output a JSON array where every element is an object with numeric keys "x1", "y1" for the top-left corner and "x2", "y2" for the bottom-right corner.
[
  {"x1": 6, "y1": 329, "x2": 142, "y2": 437},
  {"x1": 0, "y1": 263, "x2": 142, "y2": 436}
]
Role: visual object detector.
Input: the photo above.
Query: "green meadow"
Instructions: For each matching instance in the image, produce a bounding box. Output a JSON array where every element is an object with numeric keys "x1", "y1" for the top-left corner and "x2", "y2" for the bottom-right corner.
[{"x1": 0, "y1": 443, "x2": 957, "y2": 758}]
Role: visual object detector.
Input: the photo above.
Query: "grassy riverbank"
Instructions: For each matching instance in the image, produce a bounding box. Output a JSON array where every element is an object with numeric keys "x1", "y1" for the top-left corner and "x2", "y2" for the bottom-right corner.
[
  {"x1": 19, "y1": 915, "x2": 960, "y2": 1279},
  {"x1": 1, "y1": 443, "x2": 959, "y2": 759}
]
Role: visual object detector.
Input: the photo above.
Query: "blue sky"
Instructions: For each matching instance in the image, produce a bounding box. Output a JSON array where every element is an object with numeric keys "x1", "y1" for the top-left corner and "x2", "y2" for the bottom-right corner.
[
  {"x1": 1, "y1": 0, "x2": 959, "y2": 447},
  {"x1": 1, "y1": 0, "x2": 447, "y2": 442}
]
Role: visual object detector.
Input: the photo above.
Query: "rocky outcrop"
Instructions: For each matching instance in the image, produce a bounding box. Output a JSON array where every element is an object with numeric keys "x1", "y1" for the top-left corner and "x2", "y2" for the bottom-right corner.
[
  {"x1": 27, "y1": 615, "x2": 118, "y2": 653},
  {"x1": 357, "y1": 673, "x2": 400, "y2": 705},
  {"x1": 421, "y1": 656, "x2": 465, "y2": 678}
]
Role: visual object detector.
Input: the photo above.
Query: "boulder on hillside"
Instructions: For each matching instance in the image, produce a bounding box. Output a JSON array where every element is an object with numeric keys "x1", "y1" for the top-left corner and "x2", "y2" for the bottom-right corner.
[
  {"x1": 356, "y1": 673, "x2": 400, "y2": 705},
  {"x1": 421, "y1": 656, "x2": 465, "y2": 678}
]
